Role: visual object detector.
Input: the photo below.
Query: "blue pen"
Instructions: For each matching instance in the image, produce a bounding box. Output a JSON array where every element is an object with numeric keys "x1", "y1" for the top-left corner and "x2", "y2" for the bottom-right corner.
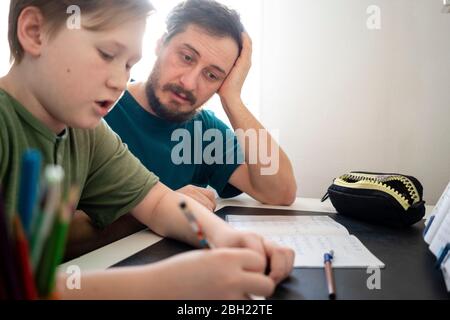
[
  {"x1": 324, "y1": 250, "x2": 336, "y2": 299},
  {"x1": 423, "y1": 215, "x2": 435, "y2": 237},
  {"x1": 435, "y1": 243, "x2": 450, "y2": 269},
  {"x1": 18, "y1": 150, "x2": 42, "y2": 239}
]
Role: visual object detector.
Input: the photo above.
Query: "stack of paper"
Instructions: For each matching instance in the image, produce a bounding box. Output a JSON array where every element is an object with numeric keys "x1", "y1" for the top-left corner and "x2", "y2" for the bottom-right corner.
[
  {"x1": 442, "y1": 255, "x2": 450, "y2": 292},
  {"x1": 424, "y1": 181, "x2": 450, "y2": 292},
  {"x1": 226, "y1": 215, "x2": 384, "y2": 268}
]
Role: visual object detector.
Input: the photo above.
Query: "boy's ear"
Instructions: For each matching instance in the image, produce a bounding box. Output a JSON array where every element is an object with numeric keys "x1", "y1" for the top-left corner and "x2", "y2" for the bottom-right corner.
[{"x1": 17, "y1": 7, "x2": 47, "y2": 59}]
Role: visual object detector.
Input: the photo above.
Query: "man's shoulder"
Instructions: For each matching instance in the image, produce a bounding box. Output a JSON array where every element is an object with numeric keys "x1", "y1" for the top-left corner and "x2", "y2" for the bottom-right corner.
[
  {"x1": 191, "y1": 109, "x2": 232, "y2": 133},
  {"x1": 105, "y1": 90, "x2": 141, "y2": 124},
  {"x1": 196, "y1": 109, "x2": 216, "y2": 119},
  {"x1": 192, "y1": 109, "x2": 221, "y2": 126}
]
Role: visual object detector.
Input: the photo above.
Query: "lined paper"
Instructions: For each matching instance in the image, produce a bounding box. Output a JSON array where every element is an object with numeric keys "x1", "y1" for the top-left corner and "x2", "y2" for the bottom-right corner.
[{"x1": 227, "y1": 215, "x2": 385, "y2": 268}]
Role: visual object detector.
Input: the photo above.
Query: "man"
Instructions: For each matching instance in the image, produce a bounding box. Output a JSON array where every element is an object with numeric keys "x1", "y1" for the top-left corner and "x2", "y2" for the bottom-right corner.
[{"x1": 105, "y1": 0, "x2": 297, "y2": 211}]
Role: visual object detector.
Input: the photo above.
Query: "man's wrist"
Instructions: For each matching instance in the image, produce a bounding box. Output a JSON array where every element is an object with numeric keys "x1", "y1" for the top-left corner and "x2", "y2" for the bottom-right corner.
[{"x1": 220, "y1": 94, "x2": 243, "y2": 111}]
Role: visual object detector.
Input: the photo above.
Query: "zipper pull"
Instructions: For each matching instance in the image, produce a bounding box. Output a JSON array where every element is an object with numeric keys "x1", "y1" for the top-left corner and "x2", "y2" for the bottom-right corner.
[
  {"x1": 411, "y1": 200, "x2": 425, "y2": 209},
  {"x1": 321, "y1": 191, "x2": 330, "y2": 202}
]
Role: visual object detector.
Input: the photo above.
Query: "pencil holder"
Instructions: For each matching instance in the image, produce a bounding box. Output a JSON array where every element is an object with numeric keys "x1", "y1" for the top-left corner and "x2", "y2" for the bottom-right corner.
[{"x1": 322, "y1": 172, "x2": 426, "y2": 227}]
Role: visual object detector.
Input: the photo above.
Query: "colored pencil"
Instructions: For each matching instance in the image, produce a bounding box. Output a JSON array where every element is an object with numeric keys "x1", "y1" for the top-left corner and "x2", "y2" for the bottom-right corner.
[
  {"x1": 31, "y1": 165, "x2": 64, "y2": 271},
  {"x1": 36, "y1": 187, "x2": 78, "y2": 297},
  {"x1": 18, "y1": 150, "x2": 42, "y2": 239},
  {"x1": 13, "y1": 215, "x2": 38, "y2": 300},
  {"x1": 0, "y1": 187, "x2": 23, "y2": 300}
]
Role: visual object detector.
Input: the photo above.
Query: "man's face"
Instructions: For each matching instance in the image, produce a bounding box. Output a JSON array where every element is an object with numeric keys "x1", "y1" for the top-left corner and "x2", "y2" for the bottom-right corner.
[{"x1": 146, "y1": 24, "x2": 239, "y2": 122}]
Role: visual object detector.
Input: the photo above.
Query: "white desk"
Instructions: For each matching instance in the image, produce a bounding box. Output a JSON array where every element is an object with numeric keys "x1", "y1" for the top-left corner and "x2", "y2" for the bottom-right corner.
[{"x1": 59, "y1": 195, "x2": 435, "y2": 274}]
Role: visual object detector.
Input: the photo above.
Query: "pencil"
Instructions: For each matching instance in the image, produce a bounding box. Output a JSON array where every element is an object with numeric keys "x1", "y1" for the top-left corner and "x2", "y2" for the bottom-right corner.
[
  {"x1": 36, "y1": 186, "x2": 78, "y2": 297},
  {"x1": 179, "y1": 201, "x2": 215, "y2": 249},
  {"x1": 29, "y1": 184, "x2": 48, "y2": 246},
  {"x1": 0, "y1": 186, "x2": 23, "y2": 300},
  {"x1": 31, "y1": 165, "x2": 64, "y2": 271},
  {"x1": 0, "y1": 269, "x2": 7, "y2": 299},
  {"x1": 13, "y1": 215, "x2": 38, "y2": 300},
  {"x1": 18, "y1": 150, "x2": 42, "y2": 239}
]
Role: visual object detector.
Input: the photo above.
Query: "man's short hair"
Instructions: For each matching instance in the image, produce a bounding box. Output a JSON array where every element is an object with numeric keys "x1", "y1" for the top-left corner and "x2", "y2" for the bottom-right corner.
[
  {"x1": 8, "y1": 0, "x2": 155, "y2": 64},
  {"x1": 164, "y1": 0, "x2": 244, "y2": 53}
]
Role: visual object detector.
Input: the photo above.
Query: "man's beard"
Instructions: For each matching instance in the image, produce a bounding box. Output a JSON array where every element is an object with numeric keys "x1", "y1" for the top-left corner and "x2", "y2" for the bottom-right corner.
[{"x1": 145, "y1": 64, "x2": 199, "y2": 123}]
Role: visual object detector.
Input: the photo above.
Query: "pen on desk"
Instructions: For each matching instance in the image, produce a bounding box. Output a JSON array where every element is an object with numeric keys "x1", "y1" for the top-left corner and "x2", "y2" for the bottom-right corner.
[
  {"x1": 324, "y1": 250, "x2": 336, "y2": 300},
  {"x1": 179, "y1": 201, "x2": 215, "y2": 249}
]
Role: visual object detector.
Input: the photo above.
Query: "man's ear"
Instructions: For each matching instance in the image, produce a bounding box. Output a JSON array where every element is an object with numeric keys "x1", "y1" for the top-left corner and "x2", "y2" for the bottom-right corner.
[{"x1": 17, "y1": 6, "x2": 47, "y2": 59}]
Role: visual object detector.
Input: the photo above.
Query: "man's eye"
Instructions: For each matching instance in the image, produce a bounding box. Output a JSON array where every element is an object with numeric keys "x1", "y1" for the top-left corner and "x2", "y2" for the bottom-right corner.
[
  {"x1": 98, "y1": 50, "x2": 114, "y2": 61},
  {"x1": 182, "y1": 54, "x2": 193, "y2": 63},
  {"x1": 205, "y1": 71, "x2": 219, "y2": 81}
]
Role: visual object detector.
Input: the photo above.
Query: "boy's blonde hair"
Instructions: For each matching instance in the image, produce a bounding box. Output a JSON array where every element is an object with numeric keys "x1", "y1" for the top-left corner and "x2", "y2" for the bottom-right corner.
[{"x1": 9, "y1": 0, "x2": 155, "y2": 64}]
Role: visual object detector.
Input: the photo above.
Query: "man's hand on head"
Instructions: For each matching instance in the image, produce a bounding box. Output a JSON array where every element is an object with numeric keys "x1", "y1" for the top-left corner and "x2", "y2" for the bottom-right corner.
[{"x1": 218, "y1": 32, "x2": 253, "y2": 107}]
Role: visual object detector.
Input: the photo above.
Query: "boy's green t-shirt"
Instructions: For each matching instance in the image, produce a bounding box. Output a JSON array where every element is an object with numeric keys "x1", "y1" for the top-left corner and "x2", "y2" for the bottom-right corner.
[{"x1": 0, "y1": 89, "x2": 159, "y2": 229}]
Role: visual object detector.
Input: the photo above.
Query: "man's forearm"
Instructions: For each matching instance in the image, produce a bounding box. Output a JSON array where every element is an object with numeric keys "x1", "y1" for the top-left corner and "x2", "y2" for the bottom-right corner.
[{"x1": 221, "y1": 97, "x2": 297, "y2": 204}]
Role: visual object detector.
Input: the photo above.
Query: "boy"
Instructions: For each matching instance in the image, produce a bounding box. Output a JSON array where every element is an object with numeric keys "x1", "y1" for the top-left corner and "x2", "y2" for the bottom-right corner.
[{"x1": 0, "y1": 0, "x2": 294, "y2": 299}]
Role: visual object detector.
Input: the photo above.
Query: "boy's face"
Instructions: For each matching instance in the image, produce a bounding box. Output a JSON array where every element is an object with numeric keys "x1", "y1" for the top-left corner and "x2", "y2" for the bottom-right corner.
[
  {"x1": 34, "y1": 17, "x2": 146, "y2": 131},
  {"x1": 145, "y1": 24, "x2": 239, "y2": 122}
]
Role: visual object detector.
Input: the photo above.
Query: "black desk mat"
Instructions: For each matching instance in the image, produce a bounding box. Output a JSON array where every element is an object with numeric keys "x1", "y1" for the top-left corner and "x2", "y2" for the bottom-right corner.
[{"x1": 113, "y1": 206, "x2": 450, "y2": 300}]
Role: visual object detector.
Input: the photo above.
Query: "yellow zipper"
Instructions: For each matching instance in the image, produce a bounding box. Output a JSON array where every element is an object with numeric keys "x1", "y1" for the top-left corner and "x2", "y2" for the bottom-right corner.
[{"x1": 334, "y1": 173, "x2": 421, "y2": 211}]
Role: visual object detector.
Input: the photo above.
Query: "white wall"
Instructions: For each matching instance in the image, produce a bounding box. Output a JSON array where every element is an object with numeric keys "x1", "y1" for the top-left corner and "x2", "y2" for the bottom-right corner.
[
  {"x1": 1, "y1": 0, "x2": 448, "y2": 204},
  {"x1": 260, "y1": 0, "x2": 450, "y2": 204},
  {"x1": 0, "y1": 1, "x2": 11, "y2": 77}
]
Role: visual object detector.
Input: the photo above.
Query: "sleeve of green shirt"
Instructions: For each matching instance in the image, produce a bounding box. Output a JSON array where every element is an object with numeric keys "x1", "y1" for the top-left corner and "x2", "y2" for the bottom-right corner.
[
  {"x1": 78, "y1": 120, "x2": 159, "y2": 229},
  {"x1": 0, "y1": 116, "x2": 6, "y2": 181}
]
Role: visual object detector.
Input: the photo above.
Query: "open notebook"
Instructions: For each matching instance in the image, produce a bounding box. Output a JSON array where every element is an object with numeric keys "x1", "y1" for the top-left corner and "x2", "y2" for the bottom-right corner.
[
  {"x1": 424, "y1": 182, "x2": 450, "y2": 255},
  {"x1": 226, "y1": 215, "x2": 385, "y2": 268}
]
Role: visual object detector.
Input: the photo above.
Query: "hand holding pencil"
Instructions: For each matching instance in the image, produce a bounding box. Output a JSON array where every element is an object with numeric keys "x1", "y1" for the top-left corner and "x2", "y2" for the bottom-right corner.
[
  {"x1": 179, "y1": 201, "x2": 215, "y2": 249},
  {"x1": 178, "y1": 200, "x2": 295, "y2": 285}
]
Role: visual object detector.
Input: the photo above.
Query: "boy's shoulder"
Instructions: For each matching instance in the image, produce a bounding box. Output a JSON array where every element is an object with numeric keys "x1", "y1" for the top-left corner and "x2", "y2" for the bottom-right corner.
[
  {"x1": 0, "y1": 89, "x2": 20, "y2": 130},
  {"x1": 0, "y1": 89, "x2": 15, "y2": 114}
]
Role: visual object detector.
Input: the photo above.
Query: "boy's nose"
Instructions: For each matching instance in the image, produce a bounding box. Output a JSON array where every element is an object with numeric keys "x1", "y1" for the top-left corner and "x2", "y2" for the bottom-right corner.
[{"x1": 106, "y1": 68, "x2": 129, "y2": 92}]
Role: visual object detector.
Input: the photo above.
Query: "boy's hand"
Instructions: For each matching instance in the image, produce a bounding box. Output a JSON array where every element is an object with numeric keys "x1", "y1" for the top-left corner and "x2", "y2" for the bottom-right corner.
[
  {"x1": 218, "y1": 32, "x2": 252, "y2": 106},
  {"x1": 156, "y1": 248, "x2": 275, "y2": 299},
  {"x1": 177, "y1": 185, "x2": 217, "y2": 212},
  {"x1": 212, "y1": 229, "x2": 295, "y2": 284}
]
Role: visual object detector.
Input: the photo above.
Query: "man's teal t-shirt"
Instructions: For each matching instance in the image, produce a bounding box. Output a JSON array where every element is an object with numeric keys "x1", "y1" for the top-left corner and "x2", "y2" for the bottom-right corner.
[{"x1": 105, "y1": 91, "x2": 243, "y2": 198}]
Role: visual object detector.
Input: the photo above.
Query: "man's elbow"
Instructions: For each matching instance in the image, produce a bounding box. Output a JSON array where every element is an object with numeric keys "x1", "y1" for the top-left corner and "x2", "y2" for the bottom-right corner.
[
  {"x1": 261, "y1": 182, "x2": 297, "y2": 206},
  {"x1": 279, "y1": 182, "x2": 297, "y2": 206}
]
